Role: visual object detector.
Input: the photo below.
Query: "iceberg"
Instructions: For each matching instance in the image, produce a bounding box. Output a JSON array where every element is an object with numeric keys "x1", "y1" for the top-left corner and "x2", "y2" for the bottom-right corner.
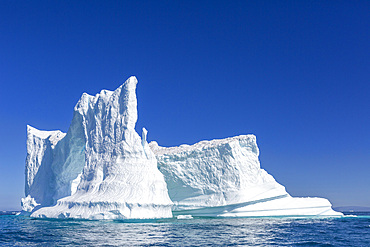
[
  {"x1": 150, "y1": 136, "x2": 342, "y2": 217},
  {"x1": 22, "y1": 76, "x2": 173, "y2": 219},
  {"x1": 22, "y1": 76, "x2": 342, "y2": 219}
]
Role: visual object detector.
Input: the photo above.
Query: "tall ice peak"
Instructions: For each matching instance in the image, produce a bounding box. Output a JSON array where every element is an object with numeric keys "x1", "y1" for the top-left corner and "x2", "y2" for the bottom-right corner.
[
  {"x1": 74, "y1": 76, "x2": 138, "y2": 130},
  {"x1": 23, "y1": 76, "x2": 173, "y2": 220}
]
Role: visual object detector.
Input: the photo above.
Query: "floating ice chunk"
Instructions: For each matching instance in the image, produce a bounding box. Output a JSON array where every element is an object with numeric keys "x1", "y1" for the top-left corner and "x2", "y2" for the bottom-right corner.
[
  {"x1": 176, "y1": 215, "x2": 193, "y2": 219},
  {"x1": 21, "y1": 195, "x2": 40, "y2": 212},
  {"x1": 23, "y1": 75, "x2": 342, "y2": 220}
]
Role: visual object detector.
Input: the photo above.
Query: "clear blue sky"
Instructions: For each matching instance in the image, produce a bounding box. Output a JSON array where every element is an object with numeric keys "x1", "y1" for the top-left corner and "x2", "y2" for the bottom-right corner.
[{"x1": 0, "y1": 1, "x2": 369, "y2": 210}]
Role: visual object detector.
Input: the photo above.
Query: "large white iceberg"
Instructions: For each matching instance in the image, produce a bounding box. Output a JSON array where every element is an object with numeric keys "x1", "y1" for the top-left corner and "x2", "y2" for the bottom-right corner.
[
  {"x1": 22, "y1": 76, "x2": 342, "y2": 219},
  {"x1": 150, "y1": 135, "x2": 342, "y2": 217},
  {"x1": 22, "y1": 77, "x2": 173, "y2": 219}
]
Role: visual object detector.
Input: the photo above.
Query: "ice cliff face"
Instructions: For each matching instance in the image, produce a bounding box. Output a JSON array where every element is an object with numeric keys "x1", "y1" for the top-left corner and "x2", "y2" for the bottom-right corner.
[
  {"x1": 23, "y1": 77, "x2": 173, "y2": 219},
  {"x1": 23, "y1": 76, "x2": 341, "y2": 219},
  {"x1": 24, "y1": 126, "x2": 66, "y2": 206},
  {"x1": 150, "y1": 136, "x2": 342, "y2": 217}
]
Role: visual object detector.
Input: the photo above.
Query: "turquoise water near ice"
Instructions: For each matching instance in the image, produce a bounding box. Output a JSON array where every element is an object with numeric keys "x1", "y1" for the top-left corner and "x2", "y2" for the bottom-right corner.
[{"x1": 1, "y1": 213, "x2": 370, "y2": 246}]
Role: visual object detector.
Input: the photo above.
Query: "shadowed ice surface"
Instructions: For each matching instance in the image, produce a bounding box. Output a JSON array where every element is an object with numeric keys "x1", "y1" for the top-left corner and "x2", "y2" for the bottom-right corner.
[{"x1": 1, "y1": 213, "x2": 370, "y2": 246}]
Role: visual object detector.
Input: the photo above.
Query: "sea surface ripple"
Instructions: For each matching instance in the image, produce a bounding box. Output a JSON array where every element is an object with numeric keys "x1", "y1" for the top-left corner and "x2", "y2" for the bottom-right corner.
[{"x1": 1, "y1": 213, "x2": 370, "y2": 246}]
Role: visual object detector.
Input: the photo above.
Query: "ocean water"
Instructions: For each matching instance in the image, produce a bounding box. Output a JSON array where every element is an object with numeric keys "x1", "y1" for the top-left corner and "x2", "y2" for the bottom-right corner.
[{"x1": 1, "y1": 213, "x2": 370, "y2": 246}]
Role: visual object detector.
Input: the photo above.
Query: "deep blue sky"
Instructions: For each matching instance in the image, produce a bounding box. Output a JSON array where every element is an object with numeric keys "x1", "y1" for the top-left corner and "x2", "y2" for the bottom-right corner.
[{"x1": 0, "y1": 1, "x2": 369, "y2": 210}]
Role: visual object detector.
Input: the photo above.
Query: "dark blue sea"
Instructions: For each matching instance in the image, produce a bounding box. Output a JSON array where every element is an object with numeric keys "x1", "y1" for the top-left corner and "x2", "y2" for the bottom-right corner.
[{"x1": 1, "y1": 212, "x2": 370, "y2": 246}]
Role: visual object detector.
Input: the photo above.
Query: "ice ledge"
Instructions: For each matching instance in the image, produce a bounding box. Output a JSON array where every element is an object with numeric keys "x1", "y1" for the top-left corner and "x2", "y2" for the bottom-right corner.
[
  {"x1": 172, "y1": 195, "x2": 343, "y2": 218},
  {"x1": 150, "y1": 134, "x2": 259, "y2": 156},
  {"x1": 27, "y1": 125, "x2": 66, "y2": 148},
  {"x1": 31, "y1": 200, "x2": 173, "y2": 220}
]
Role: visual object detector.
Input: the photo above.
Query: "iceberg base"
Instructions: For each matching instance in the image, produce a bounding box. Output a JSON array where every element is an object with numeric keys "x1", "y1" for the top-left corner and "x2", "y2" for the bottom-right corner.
[
  {"x1": 31, "y1": 201, "x2": 173, "y2": 220},
  {"x1": 173, "y1": 196, "x2": 343, "y2": 218}
]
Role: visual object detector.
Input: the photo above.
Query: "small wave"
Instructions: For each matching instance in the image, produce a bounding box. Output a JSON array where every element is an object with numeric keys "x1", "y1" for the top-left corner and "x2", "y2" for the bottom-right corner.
[{"x1": 176, "y1": 215, "x2": 193, "y2": 219}]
